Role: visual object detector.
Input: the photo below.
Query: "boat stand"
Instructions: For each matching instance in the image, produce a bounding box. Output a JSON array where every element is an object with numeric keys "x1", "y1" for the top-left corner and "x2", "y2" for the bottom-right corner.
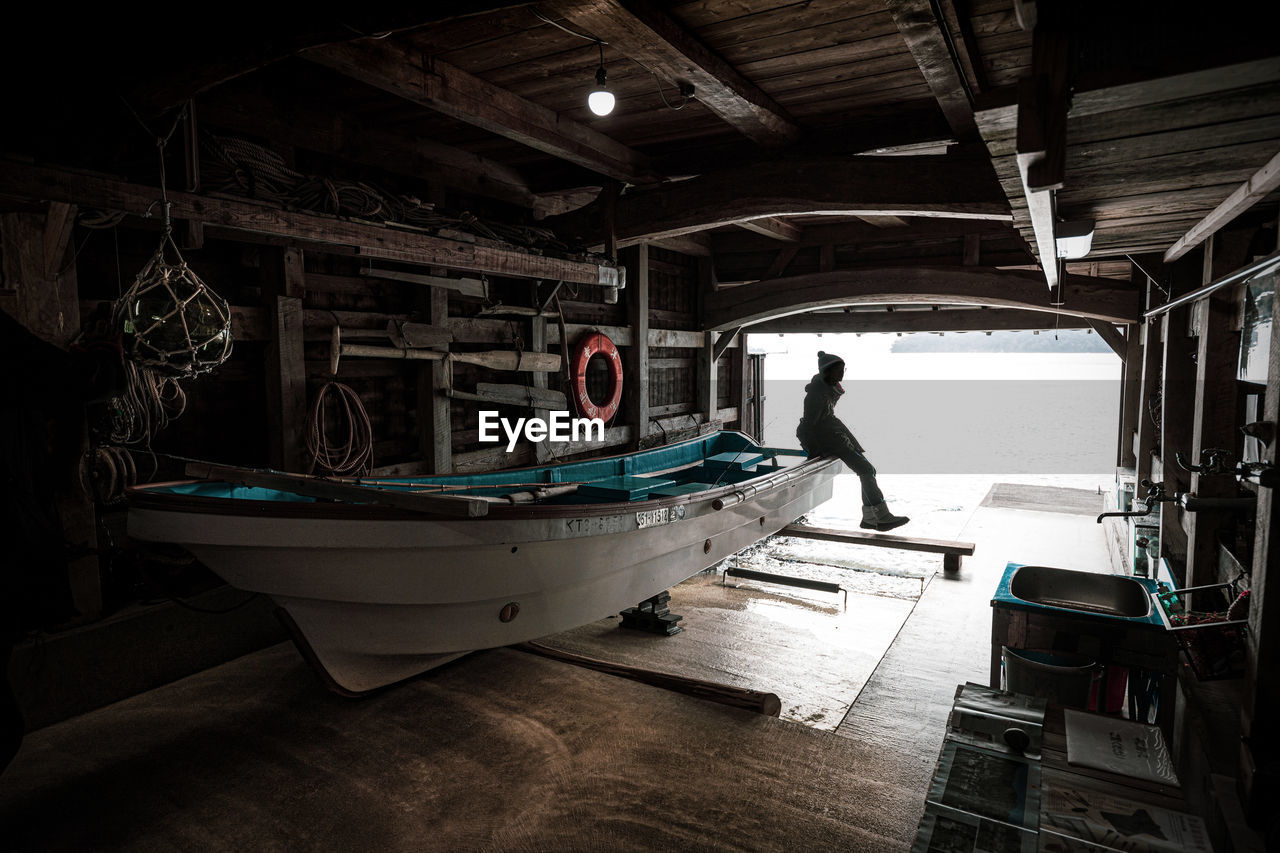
[{"x1": 619, "y1": 591, "x2": 683, "y2": 635}]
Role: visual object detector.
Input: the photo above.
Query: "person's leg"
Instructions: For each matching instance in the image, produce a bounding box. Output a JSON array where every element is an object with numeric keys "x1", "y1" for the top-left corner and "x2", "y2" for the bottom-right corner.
[
  {"x1": 832, "y1": 443, "x2": 908, "y2": 531},
  {"x1": 836, "y1": 446, "x2": 885, "y2": 506}
]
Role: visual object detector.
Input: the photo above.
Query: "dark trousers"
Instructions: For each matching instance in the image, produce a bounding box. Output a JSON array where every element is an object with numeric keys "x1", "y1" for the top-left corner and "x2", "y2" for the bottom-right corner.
[{"x1": 799, "y1": 434, "x2": 885, "y2": 506}]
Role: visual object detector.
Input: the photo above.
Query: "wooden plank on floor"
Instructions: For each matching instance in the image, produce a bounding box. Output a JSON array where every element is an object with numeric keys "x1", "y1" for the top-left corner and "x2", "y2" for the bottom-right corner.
[{"x1": 782, "y1": 524, "x2": 976, "y2": 555}]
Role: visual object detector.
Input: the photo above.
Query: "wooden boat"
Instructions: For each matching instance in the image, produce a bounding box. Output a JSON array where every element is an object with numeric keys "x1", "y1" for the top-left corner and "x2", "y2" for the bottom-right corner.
[{"x1": 126, "y1": 431, "x2": 839, "y2": 694}]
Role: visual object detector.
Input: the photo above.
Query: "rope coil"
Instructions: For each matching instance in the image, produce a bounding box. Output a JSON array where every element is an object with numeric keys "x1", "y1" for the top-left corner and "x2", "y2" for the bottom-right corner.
[{"x1": 306, "y1": 381, "x2": 374, "y2": 477}]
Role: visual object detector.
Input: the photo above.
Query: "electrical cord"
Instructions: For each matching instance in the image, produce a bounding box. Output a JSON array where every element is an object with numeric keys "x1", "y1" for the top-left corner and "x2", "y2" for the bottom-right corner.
[{"x1": 528, "y1": 7, "x2": 694, "y2": 110}]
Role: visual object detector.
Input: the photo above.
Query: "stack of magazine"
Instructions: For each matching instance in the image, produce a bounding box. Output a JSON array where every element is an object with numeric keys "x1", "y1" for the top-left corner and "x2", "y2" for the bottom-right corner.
[
  {"x1": 913, "y1": 684, "x2": 1213, "y2": 853},
  {"x1": 913, "y1": 683, "x2": 1046, "y2": 853}
]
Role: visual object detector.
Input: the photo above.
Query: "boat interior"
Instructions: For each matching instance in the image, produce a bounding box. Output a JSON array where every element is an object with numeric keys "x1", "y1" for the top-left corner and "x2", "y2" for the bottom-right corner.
[{"x1": 145, "y1": 430, "x2": 808, "y2": 506}]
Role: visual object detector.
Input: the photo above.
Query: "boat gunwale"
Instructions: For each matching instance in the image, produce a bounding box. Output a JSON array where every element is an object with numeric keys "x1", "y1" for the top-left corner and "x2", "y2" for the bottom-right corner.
[{"x1": 125, "y1": 441, "x2": 840, "y2": 522}]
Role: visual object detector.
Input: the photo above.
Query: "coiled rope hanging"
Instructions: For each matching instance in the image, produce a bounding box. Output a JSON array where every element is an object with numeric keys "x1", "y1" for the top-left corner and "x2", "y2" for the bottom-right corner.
[{"x1": 306, "y1": 381, "x2": 374, "y2": 477}]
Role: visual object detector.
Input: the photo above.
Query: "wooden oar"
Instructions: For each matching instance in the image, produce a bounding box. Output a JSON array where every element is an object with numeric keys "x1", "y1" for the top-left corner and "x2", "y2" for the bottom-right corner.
[{"x1": 514, "y1": 642, "x2": 782, "y2": 716}]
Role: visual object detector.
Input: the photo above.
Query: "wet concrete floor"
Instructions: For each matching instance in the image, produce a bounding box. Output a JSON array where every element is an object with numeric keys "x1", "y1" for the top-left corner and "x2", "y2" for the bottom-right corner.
[{"x1": 0, "y1": 481, "x2": 1112, "y2": 851}]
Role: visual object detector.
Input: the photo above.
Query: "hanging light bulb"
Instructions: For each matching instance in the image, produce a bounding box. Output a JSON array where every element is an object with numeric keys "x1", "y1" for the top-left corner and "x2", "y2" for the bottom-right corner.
[{"x1": 587, "y1": 42, "x2": 615, "y2": 116}]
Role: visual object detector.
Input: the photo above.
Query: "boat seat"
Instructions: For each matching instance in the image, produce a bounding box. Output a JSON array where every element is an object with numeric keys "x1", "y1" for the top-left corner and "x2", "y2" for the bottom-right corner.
[
  {"x1": 578, "y1": 475, "x2": 676, "y2": 501},
  {"x1": 703, "y1": 451, "x2": 764, "y2": 471},
  {"x1": 648, "y1": 482, "x2": 711, "y2": 498}
]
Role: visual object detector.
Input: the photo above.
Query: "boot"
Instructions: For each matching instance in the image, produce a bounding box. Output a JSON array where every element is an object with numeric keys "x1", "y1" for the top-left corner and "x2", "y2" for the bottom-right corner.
[{"x1": 861, "y1": 501, "x2": 909, "y2": 532}]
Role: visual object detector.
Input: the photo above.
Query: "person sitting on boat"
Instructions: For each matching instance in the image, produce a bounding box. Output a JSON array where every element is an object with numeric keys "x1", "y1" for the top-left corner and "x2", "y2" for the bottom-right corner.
[{"x1": 796, "y1": 351, "x2": 909, "y2": 532}]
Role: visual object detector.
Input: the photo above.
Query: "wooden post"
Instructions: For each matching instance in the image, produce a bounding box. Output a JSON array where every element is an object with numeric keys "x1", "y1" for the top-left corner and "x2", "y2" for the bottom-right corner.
[
  {"x1": 530, "y1": 307, "x2": 552, "y2": 463},
  {"x1": 697, "y1": 256, "x2": 718, "y2": 425},
  {"x1": 1118, "y1": 323, "x2": 1143, "y2": 469},
  {"x1": 1159, "y1": 250, "x2": 1205, "y2": 584},
  {"x1": 1240, "y1": 261, "x2": 1280, "y2": 824},
  {"x1": 0, "y1": 206, "x2": 101, "y2": 620},
  {"x1": 263, "y1": 248, "x2": 306, "y2": 472},
  {"x1": 700, "y1": 330, "x2": 718, "y2": 425},
  {"x1": 2, "y1": 207, "x2": 79, "y2": 346},
  {"x1": 621, "y1": 243, "x2": 649, "y2": 448},
  {"x1": 1186, "y1": 236, "x2": 1243, "y2": 586},
  {"x1": 736, "y1": 332, "x2": 751, "y2": 436},
  {"x1": 420, "y1": 286, "x2": 452, "y2": 473},
  {"x1": 1133, "y1": 260, "x2": 1165, "y2": 490}
]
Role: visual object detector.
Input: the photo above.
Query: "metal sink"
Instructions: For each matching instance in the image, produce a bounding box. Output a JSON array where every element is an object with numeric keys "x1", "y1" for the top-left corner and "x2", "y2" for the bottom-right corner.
[{"x1": 1009, "y1": 565, "x2": 1153, "y2": 618}]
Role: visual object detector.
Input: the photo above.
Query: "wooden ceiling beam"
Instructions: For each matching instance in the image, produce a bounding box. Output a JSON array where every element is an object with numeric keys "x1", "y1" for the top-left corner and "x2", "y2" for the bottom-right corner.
[
  {"x1": 198, "y1": 91, "x2": 535, "y2": 208},
  {"x1": 974, "y1": 58, "x2": 1280, "y2": 138},
  {"x1": 1013, "y1": 24, "x2": 1071, "y2": 289},
  {"x1": 884, "y1": 0, "x2": 979, "y2": 141},
  {"x1": 304, "y1": 39, "x2": 660, "y2": 184},
  {"x1": 126, "y1": 7, "x2": 534, "y2": 114},
  {"x1": 1164, "y1": 148, "x2": 1280, "y2": 262},
  {"x1": 711, "y1": 218, "x2": 1019, "y2": 254},
  {"x1": 750, "y1": 307, "x2": 1092, "y2": 335},
  {"x1": 737, "y1": 217, "x2": 802, "y2": 242},
  {"x1": 539, "y1": 0, "x2": 800, "y2": 148},
  {"x1": 547, "y1": 155, "x2": 1010, "y2": 246},
  {"x1": 702, "y1": 266, "x2": 1139, "y2": 330}
]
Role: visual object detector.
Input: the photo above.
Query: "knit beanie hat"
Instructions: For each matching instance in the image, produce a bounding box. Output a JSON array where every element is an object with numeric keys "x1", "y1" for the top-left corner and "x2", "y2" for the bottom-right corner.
[{"x1": 817, "y1": 351, "x2": 844, "y2": 373}]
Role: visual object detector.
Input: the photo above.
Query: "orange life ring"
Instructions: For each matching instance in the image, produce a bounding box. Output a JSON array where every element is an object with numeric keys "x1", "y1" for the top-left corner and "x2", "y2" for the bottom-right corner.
[{"x1": 571, "y1": 331, "x2": 624, "y2": 422}]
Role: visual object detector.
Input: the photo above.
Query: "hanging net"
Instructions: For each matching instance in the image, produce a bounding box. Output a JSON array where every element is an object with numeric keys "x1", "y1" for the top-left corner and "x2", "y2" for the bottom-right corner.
[{"x1": 114, "y1": 232, "x2": 233, "y2": 378}]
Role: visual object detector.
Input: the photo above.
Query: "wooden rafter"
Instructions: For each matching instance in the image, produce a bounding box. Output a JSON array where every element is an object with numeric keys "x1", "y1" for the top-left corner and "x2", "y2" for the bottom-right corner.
[
  {"x1": 540, "y1": 0, "x2": 800, "y2": 147},
  {"x1": 128, "y1": 7, "x2": 532, "y2": 114},
  {"x1": 884, "y1": 0, "x2": 978, "y2": 141},
  {"x1": 1013, "y1": 25, "x2": 1071, "y2": 289},
  {"x1": 1085, "y1": 318, "x2": 1127, "y2": 358},
  {"x1": 304, "y1": 40, "x2": 659, "y2": 184},
  {"x1": 198, "y1": 90, "x2": 536, "y2": 208},
  {"x1": 763, "y1": 246, "x2": 799, "y2": 279},
  {"x1": 547, "y1": 155, "x2": 1010, "y2": 246},
  {"x1": 1164, "y1": 148, "x2": 1280, "y2": 262},
  {"x1": 737, "y1": 217, "x2": 801, "y2": 242},
  {"x1": 702, "y1": 266, "x2": 1140, "y2": 330}
]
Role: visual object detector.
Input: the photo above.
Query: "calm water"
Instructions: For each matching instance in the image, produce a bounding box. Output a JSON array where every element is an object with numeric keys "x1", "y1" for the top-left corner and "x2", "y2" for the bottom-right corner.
[
  {"x1": 758, "y1": 336, "x2": 1122, "y2": 475},
  {"x1": 735, "y1": 335, "x2": 1120, "y2": 585}
]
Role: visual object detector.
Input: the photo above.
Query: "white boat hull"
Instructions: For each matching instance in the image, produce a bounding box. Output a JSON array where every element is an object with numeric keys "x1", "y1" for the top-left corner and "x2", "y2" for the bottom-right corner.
[{"x1": 129, "y1": 458, "x2": 838, "y2": 693}]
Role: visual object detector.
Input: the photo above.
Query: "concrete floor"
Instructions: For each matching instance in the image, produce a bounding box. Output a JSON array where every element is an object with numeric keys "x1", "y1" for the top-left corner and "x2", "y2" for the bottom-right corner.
[{"x1": 0, "y1": 482, "x2": 1111, "y2": 852}]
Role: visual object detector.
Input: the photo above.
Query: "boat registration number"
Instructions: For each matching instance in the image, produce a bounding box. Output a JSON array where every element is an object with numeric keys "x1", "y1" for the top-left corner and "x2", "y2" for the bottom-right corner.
[{"x1": 636, "y1": 506, "x2": 684, "y2": 529}]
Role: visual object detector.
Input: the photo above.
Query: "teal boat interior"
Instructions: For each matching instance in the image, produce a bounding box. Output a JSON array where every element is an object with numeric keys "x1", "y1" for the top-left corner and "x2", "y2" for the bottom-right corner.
[{"x1": 146, "y1": 431, "x2": 810, "y2": 506}]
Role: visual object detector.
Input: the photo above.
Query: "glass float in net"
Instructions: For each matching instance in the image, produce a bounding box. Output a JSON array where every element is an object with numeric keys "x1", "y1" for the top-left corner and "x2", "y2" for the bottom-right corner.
[{"x1": 115, "y1": 240, "x2": 233, "y2": 377}]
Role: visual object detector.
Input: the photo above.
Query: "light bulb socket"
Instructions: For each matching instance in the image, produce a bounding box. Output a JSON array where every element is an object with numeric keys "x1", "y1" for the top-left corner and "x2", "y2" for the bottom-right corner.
[{"x1": 595, "y1": 65, "x2": 608, "y2": 87}]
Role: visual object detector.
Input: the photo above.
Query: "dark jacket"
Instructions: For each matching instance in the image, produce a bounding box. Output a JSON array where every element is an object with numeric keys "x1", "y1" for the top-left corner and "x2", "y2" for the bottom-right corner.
[{"x1": 796, "y1": 373, "x2": 864, "y2": 454}]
